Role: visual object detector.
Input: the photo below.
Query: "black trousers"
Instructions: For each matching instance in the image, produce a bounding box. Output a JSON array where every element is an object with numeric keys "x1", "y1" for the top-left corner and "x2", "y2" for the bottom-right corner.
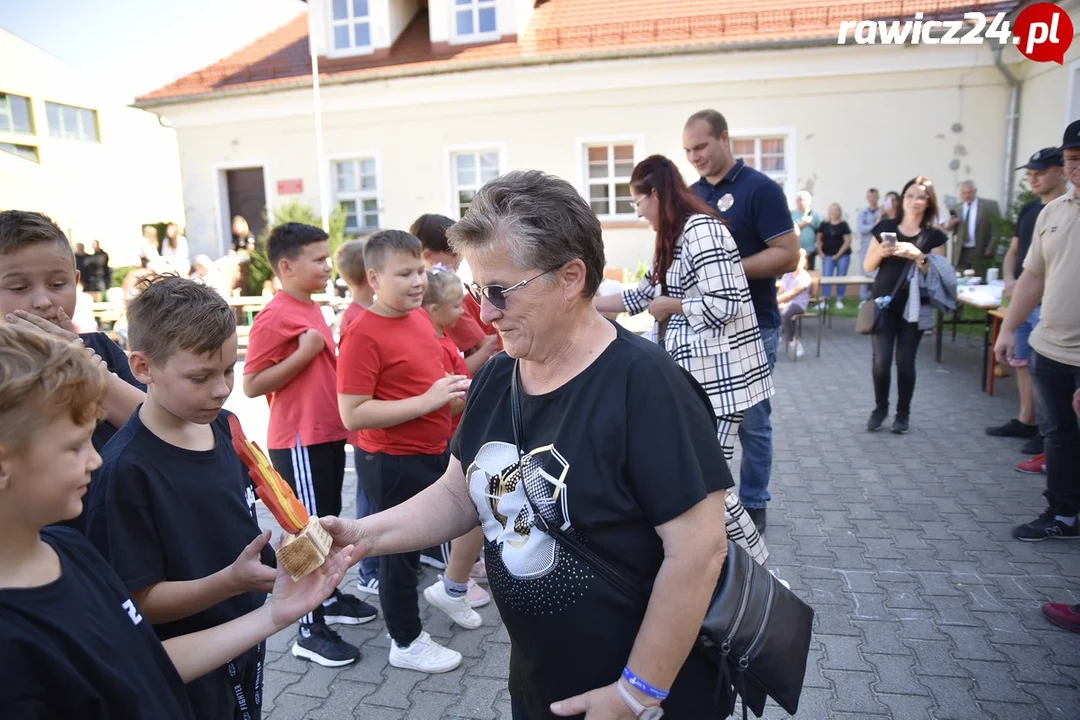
[
  {"x1": 1030, "y1": 352, "x2": 1080, "y2": 516},
  {"x1": 871, "y1": 308, "x2": 924, "y2": 418},
  {"x1": 269, "y1": 440, "x2": 347, "y2": 625},
  {"x1": 354, "y1": 449, "x2": 448, "y2": 645}
]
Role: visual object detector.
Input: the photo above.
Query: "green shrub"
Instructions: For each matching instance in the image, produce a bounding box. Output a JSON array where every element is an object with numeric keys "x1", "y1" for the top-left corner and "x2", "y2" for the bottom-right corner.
[
  {"x1": 245, "y1": 201, "x2": 348, "y2": 295},
  {"x1": 109, "y1": 266, "x2": 134, "y2": 289}
]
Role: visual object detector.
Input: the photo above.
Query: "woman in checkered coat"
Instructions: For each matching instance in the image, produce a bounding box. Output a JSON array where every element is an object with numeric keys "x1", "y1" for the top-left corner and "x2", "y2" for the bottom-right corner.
[{"x1": 594, "y1": 155, "x2": 774, "y2": 564}]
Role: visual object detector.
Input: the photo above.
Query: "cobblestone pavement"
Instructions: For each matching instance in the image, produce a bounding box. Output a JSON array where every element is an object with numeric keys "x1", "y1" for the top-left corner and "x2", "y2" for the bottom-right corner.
[{"x1": 229, "y1": 317, "x2": 1080, "y2": 719}]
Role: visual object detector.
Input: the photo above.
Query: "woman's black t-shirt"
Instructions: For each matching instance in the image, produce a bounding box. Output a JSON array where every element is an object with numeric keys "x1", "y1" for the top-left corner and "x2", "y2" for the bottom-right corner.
[
  {"x1": 818, "y1": 220, "x2": 852, "y2": 256},
  {"x1": 870, "y1": 219, "x2": 948, "y2": 310},
  {"x1": 450, "y1": 323, "x2": 733, "y2": 719}
]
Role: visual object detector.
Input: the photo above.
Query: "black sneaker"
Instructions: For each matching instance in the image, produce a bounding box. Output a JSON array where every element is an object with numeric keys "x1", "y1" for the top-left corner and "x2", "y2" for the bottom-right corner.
[
  {"x1": 420, "y1": 546, "x2": 448, "y2": 570},
  {"x1": 1021, "y1": 435, "x2": 1044, "y2": 455},
  {"x1": 322, "y1": 589, "x2": 377, "y2": 626},
  {"x1": 867, "y1": 410, "x2": 887, "y2": 432},
  {"x1": 986, "y1": 418, "x2": 1039, "y2": 438},
  {"x1": 747, "y1": 508, "x2": 766, "y2": 532},
  {"x1": 1012, "y1": 512, "x2": 1080, "y2": 542},
  {"x1": 291, "y1": 622, "x2": 360, "y2": 667},
  {"x1": 891, "y1": 416, "x2": 910, "y2": 434}
]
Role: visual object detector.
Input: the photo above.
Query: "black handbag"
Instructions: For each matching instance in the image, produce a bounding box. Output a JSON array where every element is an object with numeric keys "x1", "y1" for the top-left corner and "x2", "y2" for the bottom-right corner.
[
  {"x1": 856, "y1": 231, "x2": 926, "y2": 335},
  {"x1": 509, "y1": 362, "x2": 815, "y2": 718}
]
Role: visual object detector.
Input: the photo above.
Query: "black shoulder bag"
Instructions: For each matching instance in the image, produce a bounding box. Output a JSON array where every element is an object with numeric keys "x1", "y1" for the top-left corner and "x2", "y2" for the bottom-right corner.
[
  {"x1": 856, "y1": 231, "x2": 926, "y2": 335},
  {"x1": 510, "y1": 362, "x2": 814, "y2": 718}
]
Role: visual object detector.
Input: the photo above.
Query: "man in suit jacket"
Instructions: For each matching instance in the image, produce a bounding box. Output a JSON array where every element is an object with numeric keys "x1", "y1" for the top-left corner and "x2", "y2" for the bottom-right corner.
[{"x1": 951, "y1": 180, "x2": 1001, "y2": 270}]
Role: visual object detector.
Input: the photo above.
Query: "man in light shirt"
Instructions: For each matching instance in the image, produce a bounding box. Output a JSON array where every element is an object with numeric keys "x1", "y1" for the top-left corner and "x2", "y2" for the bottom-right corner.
[{"x1": 995, "y1": 120, "x2": 1080, "y2": 543}]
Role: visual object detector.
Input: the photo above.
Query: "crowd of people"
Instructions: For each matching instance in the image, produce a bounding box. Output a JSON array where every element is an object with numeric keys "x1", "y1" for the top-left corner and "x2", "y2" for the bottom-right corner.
[{"x1": 0, "y1": 110, "x2": 1077, "y2": 720}]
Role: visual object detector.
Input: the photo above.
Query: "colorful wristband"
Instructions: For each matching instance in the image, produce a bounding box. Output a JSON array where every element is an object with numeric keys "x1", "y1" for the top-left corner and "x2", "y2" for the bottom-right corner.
[{"x1": 622, "y1": 667, "x2": 670, "y2": 701}]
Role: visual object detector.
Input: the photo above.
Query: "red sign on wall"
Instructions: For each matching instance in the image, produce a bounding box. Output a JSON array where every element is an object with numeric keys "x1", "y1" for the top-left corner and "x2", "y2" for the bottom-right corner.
[{"x1": 277, "y1": 178, "x2": 303, "y2": 195}]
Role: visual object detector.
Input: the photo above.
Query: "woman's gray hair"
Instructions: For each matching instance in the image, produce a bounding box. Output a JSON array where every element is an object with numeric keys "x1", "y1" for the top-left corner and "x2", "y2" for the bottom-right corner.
[{"x1": 446, "y1": 169, "x2": 605, "y2": 297}]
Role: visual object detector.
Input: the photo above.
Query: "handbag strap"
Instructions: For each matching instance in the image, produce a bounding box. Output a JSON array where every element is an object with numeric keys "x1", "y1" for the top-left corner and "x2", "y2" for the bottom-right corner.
[
  {"x1": 510, "y1": 360, "x2": 648, "y2": 604},
  {"x1": 881, "y1": 229, "x2": 928, "y2": 300}
]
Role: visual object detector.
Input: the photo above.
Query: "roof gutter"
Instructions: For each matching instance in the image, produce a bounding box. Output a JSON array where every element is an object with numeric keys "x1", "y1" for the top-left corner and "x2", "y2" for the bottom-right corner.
[
  {"x1": 991, "y1": 9, "x2": 1024, "y2": 211},
  {"x1": 132, "y1": 35, "x2": 844, "y2": 110}
]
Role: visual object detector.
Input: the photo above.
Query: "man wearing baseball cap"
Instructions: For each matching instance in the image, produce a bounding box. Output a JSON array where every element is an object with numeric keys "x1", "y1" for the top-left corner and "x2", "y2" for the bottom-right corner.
[
  {"x1": 985, "y1": 147, "x2": 1066, "y2": 467},
  {"x1": 995, "y1": 121, "x2": 1080, "y2": 545}
]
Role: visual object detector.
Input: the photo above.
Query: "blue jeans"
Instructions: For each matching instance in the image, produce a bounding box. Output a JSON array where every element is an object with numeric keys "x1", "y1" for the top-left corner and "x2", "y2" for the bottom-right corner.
[
  {"x1": 355, "y1": 477, "x2": 379, "y2": 578},
  {"x1": 1030, "y1": 352, "x2": 1080, "y2": 516},
  {"x1": 859, "y1": 240, "x2": 875, "y2": 302},
  {"x1": 738, "y1": 325, "x2": 777, "y2": 509},
  {"x1": 821, "y1": 254, "x2": 851, "y2": 299}
]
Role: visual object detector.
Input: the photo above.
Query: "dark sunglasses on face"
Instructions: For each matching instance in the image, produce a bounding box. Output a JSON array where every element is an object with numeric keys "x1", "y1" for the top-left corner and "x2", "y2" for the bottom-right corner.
[{"x1": 468, "y1": 269, "x2": 555, "y2": 310}]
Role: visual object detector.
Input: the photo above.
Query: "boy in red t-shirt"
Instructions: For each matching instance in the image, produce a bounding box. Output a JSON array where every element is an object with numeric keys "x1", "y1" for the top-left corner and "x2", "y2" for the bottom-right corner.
[
  {"x1": 334, "y1": 239, "x2": 374, "y2": 337},
  {"x1": 332, "y1": 239, "x2": 381, "y2": 591},
  {"x1": 418, "y1": 267, "x2": 490, "y2": 627},
  {"x1": 410, "y1": 214, "x2": 499, "y2": 372},
  {"x1": 338, "y1": 230, "x2": 469, "y2": 674},
  {"x1": 243, "y1": 222, "x2": 376, "y2": 668}
]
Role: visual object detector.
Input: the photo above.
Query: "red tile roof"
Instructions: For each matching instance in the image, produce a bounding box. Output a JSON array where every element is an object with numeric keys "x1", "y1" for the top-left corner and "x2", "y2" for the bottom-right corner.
[{"x1": 136, "y1": 0, "x2": 1021, "y2": 105}]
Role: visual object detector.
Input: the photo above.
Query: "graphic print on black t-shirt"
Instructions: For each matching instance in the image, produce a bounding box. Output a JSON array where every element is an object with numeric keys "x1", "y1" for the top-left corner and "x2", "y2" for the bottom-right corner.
[{"x1": 468, "y1": 439, "x2": 593, "y2": 613}]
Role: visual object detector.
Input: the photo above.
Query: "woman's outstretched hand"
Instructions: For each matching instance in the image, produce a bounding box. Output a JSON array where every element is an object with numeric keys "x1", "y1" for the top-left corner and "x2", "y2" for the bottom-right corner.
[{"x1": 320, "y1": 515, "x2": 370, "y2": 569}]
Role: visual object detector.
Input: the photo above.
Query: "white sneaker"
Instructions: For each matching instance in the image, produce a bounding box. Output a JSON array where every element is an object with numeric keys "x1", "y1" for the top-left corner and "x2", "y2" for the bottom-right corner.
[
  {"x1": 467, "y1": 579, "x2": 491, "y2": 609},
  {"x1": 794, "y1": 340, "x2": 805, "y2": 359},
  {"x1": 424, "y1": 578, "x2": 482, "y2": 629},
  {"x1": 388, "y1": 631, "x2": 463, "y2": 673},
  {"x1": 768, "y1": 568, "x2": 791, "y2": 590},
  {"x1": 835, "y1": 299, "x2": 845, "y2": 310}
]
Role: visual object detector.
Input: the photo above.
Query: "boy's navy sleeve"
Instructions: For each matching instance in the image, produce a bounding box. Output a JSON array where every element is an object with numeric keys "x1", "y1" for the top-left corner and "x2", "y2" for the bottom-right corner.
[
  {"x1": 80, "y1": 332, "x2": 144, "y2": 390},
  {"x1": 102, "y1": 460, "x2": 167, "y2": 593}
]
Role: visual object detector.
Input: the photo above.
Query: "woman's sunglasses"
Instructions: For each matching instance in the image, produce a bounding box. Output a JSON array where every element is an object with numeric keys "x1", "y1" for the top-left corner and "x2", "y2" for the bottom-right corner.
[{"x1": 468, "y1": 269, "x2": 554, "y2": 310}]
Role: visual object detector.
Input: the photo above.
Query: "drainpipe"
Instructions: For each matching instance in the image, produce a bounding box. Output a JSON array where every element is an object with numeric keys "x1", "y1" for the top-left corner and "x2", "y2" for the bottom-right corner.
[{"x1": 992, "y1": 45, "x2": 1021, "y2": 212}]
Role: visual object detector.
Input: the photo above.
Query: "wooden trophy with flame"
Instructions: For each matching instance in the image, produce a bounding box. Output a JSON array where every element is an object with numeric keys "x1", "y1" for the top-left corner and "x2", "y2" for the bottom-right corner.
[{"x1": 229, "y1": 415, "x2": 333, "y2": 579}]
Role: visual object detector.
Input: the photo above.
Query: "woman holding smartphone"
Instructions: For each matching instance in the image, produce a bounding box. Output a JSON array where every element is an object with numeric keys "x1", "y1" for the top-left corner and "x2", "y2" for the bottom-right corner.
[{"x1": 863, "y1": 176, "x2": 948, "y2": 434}]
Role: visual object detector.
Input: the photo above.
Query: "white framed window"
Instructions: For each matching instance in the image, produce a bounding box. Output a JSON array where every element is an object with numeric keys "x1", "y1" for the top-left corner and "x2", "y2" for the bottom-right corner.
[
  {"x1": 45, "y1": 102, "x2": 98, "y2": 142},
  {"x1": 334, "y1": 157, "x2": 380, "y2": 234},
  {"x1": 582, "y1": 142, "x2": 639, "y2": 218},
  {"x1": 451, "y1": 149, "x2": 501, "y2": 219},
  {"x1": 453, "y1": 0, "x2": 498, "y2": 41},
  {"x1": 331, "y1": 0, "x2": 372, "y2": 52},
  {"x1": 0, "y1": 142, "x2": 39, "y2": 163},
  {"x1": 0, "y1": 93, "x2": 33, "y2": 134},
  {"x1": 731, "y1": 134, "x2": 791, "y2": 195}
]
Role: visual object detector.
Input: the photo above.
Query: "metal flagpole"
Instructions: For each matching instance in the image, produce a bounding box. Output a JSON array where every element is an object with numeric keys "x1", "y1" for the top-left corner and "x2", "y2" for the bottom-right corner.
[{"x1": 308, "y1": 7, "x2": 330, "y2": 232}]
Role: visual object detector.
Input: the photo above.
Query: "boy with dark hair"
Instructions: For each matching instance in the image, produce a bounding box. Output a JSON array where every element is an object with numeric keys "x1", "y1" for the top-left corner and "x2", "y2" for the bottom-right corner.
[
  {"x1": 0, "y1": 323, "x2": 352, "y2": 718},
  {"x1": 0, "y1": 210, "x2": 144, "y2": 530},
  {"x1": 338, "y1": 229, "x2": 470, "y2": 673},
  {"x1": 410, "y1": 214, "x2": 499, "y2": 375},
  {"x1": 243, "y1": 222, "x2": 374, "y2": 667},
  {"x1": 85, "y1": 275, "x2": 280, "y2": 719}
]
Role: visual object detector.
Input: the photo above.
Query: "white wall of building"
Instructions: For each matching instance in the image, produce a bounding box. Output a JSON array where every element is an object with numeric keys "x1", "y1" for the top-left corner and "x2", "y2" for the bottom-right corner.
[
  {"x1": 153, "y1": 39, "x2": 1069, "y2": 268},
  {"x1": 0, "y1": 29, "x2": 183, "y2": 266},
  {"x1": 1013, "y1": 8, "x2": 1080, "y2": 188}
]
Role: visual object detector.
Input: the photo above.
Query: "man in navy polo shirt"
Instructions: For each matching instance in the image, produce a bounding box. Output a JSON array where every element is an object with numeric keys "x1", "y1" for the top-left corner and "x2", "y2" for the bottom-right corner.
[{"x1": 684, "y1": 109, "x2": 799, "y2": 531}]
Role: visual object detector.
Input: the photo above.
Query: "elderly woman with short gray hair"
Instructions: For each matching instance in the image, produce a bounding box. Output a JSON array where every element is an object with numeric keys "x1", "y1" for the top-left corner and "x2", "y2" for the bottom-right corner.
[{"x1": 323, "y1": 170, "x2": 732, "y2": 719}]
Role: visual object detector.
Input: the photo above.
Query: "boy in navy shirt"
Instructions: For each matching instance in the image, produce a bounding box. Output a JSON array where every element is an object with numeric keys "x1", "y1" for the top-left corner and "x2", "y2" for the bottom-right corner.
[
  {"x1": 0, "y1": 210, "x2": 144, "y2": 481},
  {"x1": 86, "y1": 276, "x2": 283, "y2": 719},
  {"x1": 0, "y1": 323, "x2": 352, "y2": 718}
]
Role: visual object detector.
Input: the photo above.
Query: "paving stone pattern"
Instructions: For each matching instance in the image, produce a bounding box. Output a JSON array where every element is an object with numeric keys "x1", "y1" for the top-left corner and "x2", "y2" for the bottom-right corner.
[{"x1": 234, "y1": 318, "x2": 1079, "y2": 719}]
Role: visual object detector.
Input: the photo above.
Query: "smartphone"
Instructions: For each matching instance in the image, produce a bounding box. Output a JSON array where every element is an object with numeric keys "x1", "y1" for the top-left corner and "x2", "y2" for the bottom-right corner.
[{"x1": 880, "y1": 232, "x2": 898, "y2": 248}]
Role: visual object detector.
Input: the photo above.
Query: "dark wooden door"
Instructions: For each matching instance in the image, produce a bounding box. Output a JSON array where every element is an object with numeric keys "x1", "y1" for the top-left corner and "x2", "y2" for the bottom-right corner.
[{"x1": 226, "y1": 167, "x2": 267, "y2": 247}]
